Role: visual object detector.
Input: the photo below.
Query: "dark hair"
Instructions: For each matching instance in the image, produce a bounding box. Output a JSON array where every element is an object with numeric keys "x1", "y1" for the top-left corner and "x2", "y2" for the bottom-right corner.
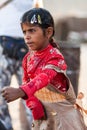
[{"x1": 21, "y1": 8, "x2": 58, "y2": 48}]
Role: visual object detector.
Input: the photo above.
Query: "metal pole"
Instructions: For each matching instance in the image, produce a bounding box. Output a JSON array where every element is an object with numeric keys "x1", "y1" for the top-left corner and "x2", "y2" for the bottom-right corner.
[{"x1": 0, "y1": 0, "x2": 13, "y2": 10}]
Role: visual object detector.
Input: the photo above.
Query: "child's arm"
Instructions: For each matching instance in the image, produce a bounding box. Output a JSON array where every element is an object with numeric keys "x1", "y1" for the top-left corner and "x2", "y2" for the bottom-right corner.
[
  {"x1": 20, "y1": 68, "x2": 68, "y2": 98},
  {"x1": 75, "y1": 103, "x2": 87, "y2": 114},
  {"x1": 1, "y1": 68, "x2": 67, "y2": 103},
  {"x1": 2, "y1": 55, "x2": 68, "y2": 103}
]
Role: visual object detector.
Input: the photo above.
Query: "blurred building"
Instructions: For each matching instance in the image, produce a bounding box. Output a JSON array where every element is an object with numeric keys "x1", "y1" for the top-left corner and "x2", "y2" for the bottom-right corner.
[{"x1": 43, "y1": 0, "x2": 87, "y2": 19}]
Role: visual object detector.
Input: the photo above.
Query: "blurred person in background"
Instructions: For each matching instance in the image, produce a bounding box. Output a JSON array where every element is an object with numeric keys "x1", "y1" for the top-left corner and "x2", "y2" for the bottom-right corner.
[
  {"x1": 0, "y1": 120, "x2": 7, "y2": 130},
  {"x1": 0, "y1": 0, "x2": 33, "y2": 130}
]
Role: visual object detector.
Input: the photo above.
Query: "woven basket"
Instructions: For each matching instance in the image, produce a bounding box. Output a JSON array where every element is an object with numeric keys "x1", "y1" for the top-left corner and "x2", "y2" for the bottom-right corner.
[{"x1": 35, "y1": 87, "x2": 66, "y2": 103}]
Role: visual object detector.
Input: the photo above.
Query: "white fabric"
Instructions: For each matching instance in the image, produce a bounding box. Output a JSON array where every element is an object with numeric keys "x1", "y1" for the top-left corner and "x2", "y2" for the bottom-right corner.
[{"x1": 0, "y1": 0, "x2": 33, "y2": 37}]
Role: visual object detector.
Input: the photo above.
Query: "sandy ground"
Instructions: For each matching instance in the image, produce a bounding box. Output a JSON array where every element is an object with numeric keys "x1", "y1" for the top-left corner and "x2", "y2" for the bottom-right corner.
[{"x1": 8, "y1": 43, "x2": 87, "y2": 130}]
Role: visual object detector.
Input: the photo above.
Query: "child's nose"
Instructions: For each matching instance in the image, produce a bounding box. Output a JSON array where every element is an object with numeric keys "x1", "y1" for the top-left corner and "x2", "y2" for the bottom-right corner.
[{"x1": 25, "y1": 32, "x2": 31, "y2": 39}]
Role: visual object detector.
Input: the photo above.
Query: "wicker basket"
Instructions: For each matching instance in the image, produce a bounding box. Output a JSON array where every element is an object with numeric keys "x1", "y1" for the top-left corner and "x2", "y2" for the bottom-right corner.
[{"x1": 35, "y1": 87, "x2": 66, "y2": 103}]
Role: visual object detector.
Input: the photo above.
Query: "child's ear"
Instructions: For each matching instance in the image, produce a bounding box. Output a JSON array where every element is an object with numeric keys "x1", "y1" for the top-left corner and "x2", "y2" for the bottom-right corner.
[{"x1": 46, "y1": 27, "x2": 53, "y2": 39}]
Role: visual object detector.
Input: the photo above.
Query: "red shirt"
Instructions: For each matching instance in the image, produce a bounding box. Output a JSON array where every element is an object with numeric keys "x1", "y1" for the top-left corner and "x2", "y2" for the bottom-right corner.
[{"x1": 20, "y1": 44, "x2": 68, "y2": 119}]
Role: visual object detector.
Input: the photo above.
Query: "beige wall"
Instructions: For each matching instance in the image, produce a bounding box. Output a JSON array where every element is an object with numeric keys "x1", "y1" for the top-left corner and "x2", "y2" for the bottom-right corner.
[{"x1": 43, "y1": 0, "x2": 87, "y2": 20}]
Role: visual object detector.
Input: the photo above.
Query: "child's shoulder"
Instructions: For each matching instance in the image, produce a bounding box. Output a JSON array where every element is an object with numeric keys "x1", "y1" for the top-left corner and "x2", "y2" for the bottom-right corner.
[
  {"x1": 49, "y1": 46, "x2": 65, "y2": 60},
  {"x1": 47, "y1": 46, "x2": 67, "y2": 70}
]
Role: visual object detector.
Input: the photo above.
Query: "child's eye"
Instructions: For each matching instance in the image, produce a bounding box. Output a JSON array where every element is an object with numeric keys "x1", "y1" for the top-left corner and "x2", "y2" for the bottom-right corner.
[
  {"x1": 23, "y1": 31, "x2": 26, "y2": 34},
  {"x1": 29, "y1": 29, "x2": 36, "y2": 33},
  {"x1": 22, "y1": 28, "x2": 36, "y2": 35}
]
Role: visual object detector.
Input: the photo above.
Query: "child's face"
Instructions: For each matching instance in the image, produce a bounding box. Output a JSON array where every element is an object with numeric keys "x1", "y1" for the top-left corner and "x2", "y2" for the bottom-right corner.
[
  {"x1": 77, "y1": 92, "x2": 84, "y2": 99},
  {"x1": 22, "y1": 23, "x2": 52, "y2": 51}
]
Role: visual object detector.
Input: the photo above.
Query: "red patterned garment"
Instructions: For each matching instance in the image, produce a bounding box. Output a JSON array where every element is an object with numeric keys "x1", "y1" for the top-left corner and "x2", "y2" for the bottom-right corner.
[{"x1": 20, "y1": 44, "x2": 68, "y2": 119}]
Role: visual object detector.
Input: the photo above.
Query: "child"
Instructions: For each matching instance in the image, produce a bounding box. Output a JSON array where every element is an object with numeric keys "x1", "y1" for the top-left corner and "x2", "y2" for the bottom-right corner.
[
  {"x1": 1, "y1": 8, "x2": 87, "y2": 130},
  {"x1": 75, "y1": 92, "x2": 87, "y2": 115}
]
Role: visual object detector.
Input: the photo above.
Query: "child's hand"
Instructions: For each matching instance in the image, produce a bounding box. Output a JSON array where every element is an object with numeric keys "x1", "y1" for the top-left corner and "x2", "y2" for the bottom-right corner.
[{"x1": 1, "y1": 87, "x2": 25, "y2": 103}]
